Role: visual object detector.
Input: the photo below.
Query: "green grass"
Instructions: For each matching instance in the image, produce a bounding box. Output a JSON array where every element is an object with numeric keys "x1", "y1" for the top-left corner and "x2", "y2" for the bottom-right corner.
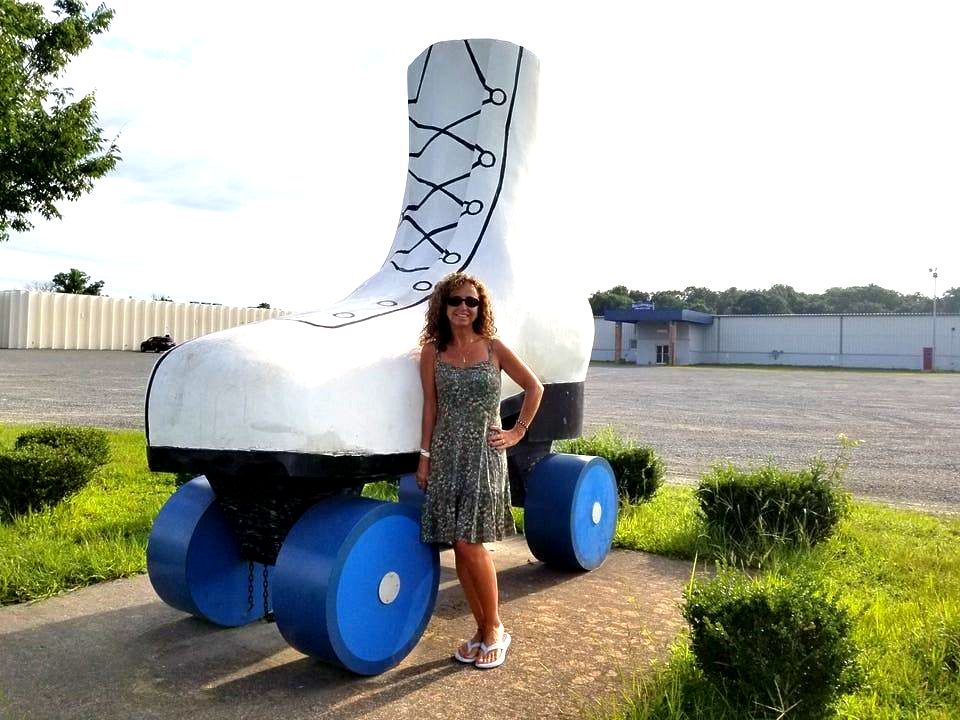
[
  {"x1": 5, "y1": 422, "x2": 959, "y2": 717},
  {"x1": 613, "y1": 486, "x2": 707, "y2": 557},
  {"x1": 0, "y1": 424, "x2": 175, "y2": 605},
  {"x1": 605, "y1": 490, "x2": 960, "y2": 719}
]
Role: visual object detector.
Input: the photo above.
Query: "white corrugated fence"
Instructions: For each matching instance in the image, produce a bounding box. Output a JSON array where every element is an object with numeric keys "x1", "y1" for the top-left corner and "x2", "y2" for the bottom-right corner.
[{"x1": 0, "y1": 290, "x2": 288, "y2": 350}]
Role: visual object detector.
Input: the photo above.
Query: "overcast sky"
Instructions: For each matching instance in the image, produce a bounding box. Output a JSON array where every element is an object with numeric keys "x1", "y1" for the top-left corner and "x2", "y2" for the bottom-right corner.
[{"x1": 2, "y1": 1, "x2": 957, "y2": 312}]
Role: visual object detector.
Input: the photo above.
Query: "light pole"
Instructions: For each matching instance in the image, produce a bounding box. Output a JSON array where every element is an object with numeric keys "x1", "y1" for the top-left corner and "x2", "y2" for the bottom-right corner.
[{"x1": 929, "y1": 267, "x2": 938, "y2": 371}]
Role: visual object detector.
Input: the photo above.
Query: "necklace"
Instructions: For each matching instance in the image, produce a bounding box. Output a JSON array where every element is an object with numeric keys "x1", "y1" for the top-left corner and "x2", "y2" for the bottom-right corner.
[{"x1": 452, "y1": 337, "x2": 480, "y2": 364}]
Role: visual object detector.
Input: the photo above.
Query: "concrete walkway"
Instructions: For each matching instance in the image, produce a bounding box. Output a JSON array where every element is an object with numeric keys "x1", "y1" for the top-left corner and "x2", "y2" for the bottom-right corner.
[{"x1": 0, "y1": 537, "x2": 692, "y2": 720}]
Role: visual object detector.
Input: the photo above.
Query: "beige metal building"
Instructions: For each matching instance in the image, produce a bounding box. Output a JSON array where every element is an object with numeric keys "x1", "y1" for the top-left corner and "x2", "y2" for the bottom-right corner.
[
  {"x1": 594, "y1": 310, "x2": 960, "y2": 372},
  {"x1": 0, "y1": 290, "x2": 287, "y2": 351}
]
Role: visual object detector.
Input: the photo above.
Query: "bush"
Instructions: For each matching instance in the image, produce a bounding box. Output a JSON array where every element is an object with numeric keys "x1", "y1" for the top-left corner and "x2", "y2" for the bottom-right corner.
[
  {"x1": 683, "y1": 570, "x2": 861, "y2": 719},
  {"x1": 15, "y1": 426, "x2": 110, "y2": 467},
  {"x1": 697, "y1": 457, "x2": 849, "y2": 554},
  {"x1": 0, "y1": 444, "x2": 95, "y2": 518},
  {"x1": 556, "y1": 427, "x2": 665, "y2": 503}
]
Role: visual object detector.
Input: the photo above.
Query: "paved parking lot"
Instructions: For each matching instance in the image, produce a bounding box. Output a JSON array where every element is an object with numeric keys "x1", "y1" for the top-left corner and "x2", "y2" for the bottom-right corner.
[
  {"x1": 1, "y1": 350, "x2": 958, "y2": 512},
  {"x1": 0, "y1": 349, "x2": 157, "y2": 429},
  {"x1": 583, "y1": 364, "x2": 960, "y2": 513}
]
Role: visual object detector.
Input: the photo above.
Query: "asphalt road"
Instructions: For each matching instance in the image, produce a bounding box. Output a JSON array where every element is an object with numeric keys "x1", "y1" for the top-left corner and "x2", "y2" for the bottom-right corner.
[{"x1": 1, "y1": 350, "x2": 958, "y2": 512}]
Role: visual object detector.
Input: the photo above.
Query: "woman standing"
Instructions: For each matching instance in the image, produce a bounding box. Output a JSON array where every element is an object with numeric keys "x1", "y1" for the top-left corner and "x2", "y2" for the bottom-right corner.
[{"x1": 416, "y1": 272, "x2": 544, "y2": 669}]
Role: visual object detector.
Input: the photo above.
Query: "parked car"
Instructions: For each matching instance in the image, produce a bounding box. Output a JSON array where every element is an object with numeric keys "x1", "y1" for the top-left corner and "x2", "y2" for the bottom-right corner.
[{"x1": 140, "y1": 335, "x2": 176, "y2": 353}]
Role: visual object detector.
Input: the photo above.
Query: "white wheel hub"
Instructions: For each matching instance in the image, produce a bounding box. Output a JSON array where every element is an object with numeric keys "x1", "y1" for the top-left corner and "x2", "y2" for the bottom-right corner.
[
  {"x1": 378, "y1": 571, "x2": 401, "y2": 604},
  {"x1": 591, "y1": 501, "x2": 602, "y2": 526}
]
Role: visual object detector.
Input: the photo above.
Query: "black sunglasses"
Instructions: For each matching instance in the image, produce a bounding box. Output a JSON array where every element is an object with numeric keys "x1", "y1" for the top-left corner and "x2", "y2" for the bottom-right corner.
[{"x1": 446, "y1": 295, "x2": 481, "y2": 308}]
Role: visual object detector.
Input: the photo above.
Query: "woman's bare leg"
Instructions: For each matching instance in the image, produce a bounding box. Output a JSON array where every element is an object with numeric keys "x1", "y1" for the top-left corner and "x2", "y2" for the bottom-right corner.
[
  {"x1": 453, "y1": 541, "x2": 485, "y2": 656},
  {"x1": 455, "y1": 541, "x2": 504, "y2": 665}
]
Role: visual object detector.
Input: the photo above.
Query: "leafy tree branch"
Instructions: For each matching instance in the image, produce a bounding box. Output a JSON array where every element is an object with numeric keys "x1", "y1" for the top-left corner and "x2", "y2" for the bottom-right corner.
[{"x1": 0, "y1": 0, "x2": 119, "y2": 241}]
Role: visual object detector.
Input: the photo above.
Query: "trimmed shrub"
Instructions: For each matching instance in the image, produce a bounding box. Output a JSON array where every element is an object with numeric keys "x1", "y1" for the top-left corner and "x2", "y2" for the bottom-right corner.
[
  {"x1": 15, "y1": 426, "x2": 110, "y2": 467},
  {"x1": 556, "y1": 427, "x2": 665, "y2": 503},
  {"x1": 683, "y1": 570, "x2": 861, "y2": 719},
  {"x1": 0, "y1": 444, "x2": 95, "y2": 518},
  {"x1": 615, "y1": 445, "x2": 666, "y2": 502},
  {"x1": 697, "y1": 458, "x2": 849, "y2": 551}
]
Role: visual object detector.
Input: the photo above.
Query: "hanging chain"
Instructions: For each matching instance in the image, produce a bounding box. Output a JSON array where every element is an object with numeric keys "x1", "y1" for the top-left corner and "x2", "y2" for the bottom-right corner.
[
  {"x1": 246, "y1": 561, "x2": 255, "y2": 615},
  {"x1": 262, "y1": 565, "x2": 272, "y2": 622}
]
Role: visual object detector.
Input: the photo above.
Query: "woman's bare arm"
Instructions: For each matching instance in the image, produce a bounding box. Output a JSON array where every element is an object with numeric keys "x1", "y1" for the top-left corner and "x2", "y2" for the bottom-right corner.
[{"x1": 489, "y1": 338, "x2": 544, "y2": 449}]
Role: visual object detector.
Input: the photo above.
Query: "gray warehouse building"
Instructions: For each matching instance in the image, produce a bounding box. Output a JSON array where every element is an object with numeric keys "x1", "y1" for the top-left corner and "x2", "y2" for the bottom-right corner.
[{"x1": 593, "y1": 309, "x2": 960, "y2": 372}]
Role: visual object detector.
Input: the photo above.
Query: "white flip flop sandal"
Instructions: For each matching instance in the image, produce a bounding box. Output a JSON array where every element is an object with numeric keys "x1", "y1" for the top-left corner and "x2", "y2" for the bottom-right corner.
[
  {"x1": 475, "y1": 631, "x2": 512, "y2": 669},
  {"x1": 454, "y1": 638, "x2": 481, "y2": 663}
]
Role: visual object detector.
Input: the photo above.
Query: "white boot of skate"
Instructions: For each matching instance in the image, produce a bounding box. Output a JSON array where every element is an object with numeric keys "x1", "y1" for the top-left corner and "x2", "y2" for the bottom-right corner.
[{"x1": 146, "y1": 39, "x2": 594, "y2": 478}]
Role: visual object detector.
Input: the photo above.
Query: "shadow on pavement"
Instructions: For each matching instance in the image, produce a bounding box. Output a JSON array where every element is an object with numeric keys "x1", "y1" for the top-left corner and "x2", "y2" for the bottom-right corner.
[{"x1": 0, "y1": 542, "x2": 693, "y2": 720}]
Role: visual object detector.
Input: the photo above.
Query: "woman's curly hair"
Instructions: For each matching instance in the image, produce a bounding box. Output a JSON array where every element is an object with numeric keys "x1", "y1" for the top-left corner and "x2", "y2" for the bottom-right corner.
[{"x1": 419, "y1": 272, "x2": 496, "y2": 352}]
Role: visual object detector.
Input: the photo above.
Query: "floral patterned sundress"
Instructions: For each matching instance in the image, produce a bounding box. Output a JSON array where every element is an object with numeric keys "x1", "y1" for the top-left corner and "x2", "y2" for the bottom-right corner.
[{"x1": 420, "y1": 340, "x2": 514, "y2": 544}]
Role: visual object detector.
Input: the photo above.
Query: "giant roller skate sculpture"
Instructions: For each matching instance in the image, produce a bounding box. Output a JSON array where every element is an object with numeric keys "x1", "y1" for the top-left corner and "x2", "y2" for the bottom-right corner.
[{"x1": 146, "y1": 39, "x2": 618, "y2": 675}]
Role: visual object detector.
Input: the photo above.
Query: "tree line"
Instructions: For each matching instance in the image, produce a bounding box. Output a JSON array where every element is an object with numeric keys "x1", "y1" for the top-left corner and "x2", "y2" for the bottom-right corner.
[
  {"x1": 25, "y1": 268, "x2": 271, "y2": 309},
  {"x1": 590, "y1": 284, "x2": 960, "y2": 316}
]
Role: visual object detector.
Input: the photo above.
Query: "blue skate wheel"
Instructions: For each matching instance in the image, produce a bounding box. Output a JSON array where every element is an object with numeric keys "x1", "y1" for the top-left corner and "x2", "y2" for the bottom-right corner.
[
  {"x1": 272, "y1": 497, "x2": 440, "y2": 675},
  {"x1": 524, "y1": 454, "x2": 618, "y2": 571},
  {"x1": 147, "y1": 477, "x2": 273, "y2": 626}
]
